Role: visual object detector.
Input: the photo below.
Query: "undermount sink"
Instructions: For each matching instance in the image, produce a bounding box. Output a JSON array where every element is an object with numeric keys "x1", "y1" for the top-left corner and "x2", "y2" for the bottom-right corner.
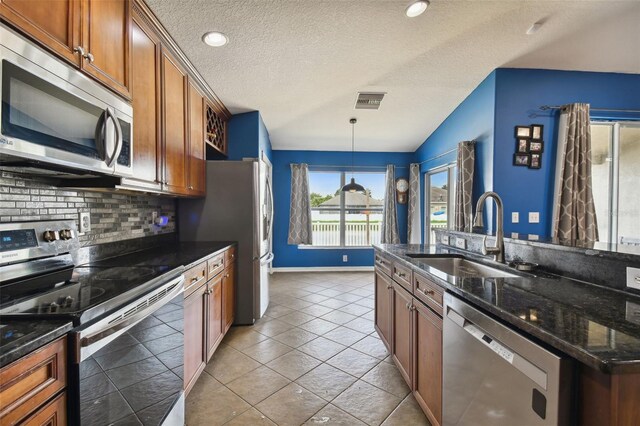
[{"x1": 405, "y1": 254, "x2": 519, "y2": 279}]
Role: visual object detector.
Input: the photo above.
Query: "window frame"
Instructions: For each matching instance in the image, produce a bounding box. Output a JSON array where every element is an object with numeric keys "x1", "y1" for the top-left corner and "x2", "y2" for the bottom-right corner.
[
  {"x1": 424, "y1": 163, "x2": 456, "y2": 246},
  {"x1": 303, "y1": 169, "x2": 385, "y2": 249}
]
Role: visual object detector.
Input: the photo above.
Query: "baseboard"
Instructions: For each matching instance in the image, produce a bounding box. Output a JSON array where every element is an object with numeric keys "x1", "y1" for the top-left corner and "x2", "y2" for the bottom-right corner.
[{"x1": 271, "y1": 266, "x2": 375, "y2": 273}]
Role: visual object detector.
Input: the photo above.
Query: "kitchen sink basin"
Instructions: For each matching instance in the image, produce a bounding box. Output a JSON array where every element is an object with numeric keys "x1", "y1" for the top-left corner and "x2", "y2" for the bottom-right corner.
[{"x1": 405, "y1": 254, "x2": 518, "y2": 278}]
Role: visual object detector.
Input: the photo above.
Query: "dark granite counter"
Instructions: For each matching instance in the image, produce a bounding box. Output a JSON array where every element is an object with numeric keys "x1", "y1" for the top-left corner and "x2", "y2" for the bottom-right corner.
[
  {"x1": 374, "y1": 243, "x2": 640, "y2": 374},
  {"x1": 82, "y1": 241, "x2": 236, "y2": 269},
  {"x1": 0, "y1": 320, "x2": 72, "y2": 368}
]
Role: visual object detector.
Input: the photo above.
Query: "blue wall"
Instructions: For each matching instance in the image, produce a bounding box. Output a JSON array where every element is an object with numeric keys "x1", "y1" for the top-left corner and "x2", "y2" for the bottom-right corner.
[
  {"x1": 493, "y1": 69, "x2": 640, "y2": 236},
  {"x1": 414, "y1": 71, "x2": 496, "y2": 236},
  {"x1": 272, "y1": 150, "x2": 414, "y2": 268},
  {"x1": 227, "y1": 111, "x2": 273, "y2": 161}
]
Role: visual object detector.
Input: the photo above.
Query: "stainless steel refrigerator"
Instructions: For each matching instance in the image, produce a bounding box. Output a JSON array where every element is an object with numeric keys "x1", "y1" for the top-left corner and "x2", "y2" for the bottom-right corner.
[{"x1": 178, "y1": 157, "x2": 273, "y2": 324}]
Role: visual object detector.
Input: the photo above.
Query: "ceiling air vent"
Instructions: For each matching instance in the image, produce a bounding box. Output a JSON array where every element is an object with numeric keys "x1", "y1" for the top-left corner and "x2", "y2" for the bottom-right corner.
[{"x1": 355, "y1": 92, "x2": 386, "y2": 110}]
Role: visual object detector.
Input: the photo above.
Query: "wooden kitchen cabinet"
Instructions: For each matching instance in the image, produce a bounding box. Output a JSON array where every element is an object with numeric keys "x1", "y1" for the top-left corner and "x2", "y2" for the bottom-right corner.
[
  {"x1": 222, "y1": 262, "x2": 236, "y2": 333},
  {"x1": 413, "y1": 299, "x2": 443, "y2": 426},
  {"x1": 374, "y1": 270, "x2": 393, "y2": 351},
  {"x1": 0, "y1": 0, "x2": 81, "y2": 65},
  {"x1": 21, "y1": 392, "x2": 66, "y2": 426},
  {"x1": 183, "y1": 281, "x2": 207, "y2": 395},
  {"x1": 126, "y1": 7, "x2": 162, "y2": 191},
  {"x1": 392, "y1": 282, "x2": 413, "y2": 385},
  {"x1": 187, "y1": 81, "x2": 206, "y2": 196},
  {"x1": 206, "y1": 274, "x2": 224, "y2": 361},
  {"x1": 80, "y1": 0, "x2": 131, "y2": 98},
  {"x1": 161, "y1": 48, "x2": 189, "y2": 195},
  {"x1": 0, "y1": 0, "x2": 131, "y2": 99}
]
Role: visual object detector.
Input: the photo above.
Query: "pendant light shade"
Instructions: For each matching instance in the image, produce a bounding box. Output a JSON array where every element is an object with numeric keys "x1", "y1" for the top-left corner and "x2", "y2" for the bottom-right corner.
[{"x1": 341, "y1": 118, "x2": 366, "y2": 194}]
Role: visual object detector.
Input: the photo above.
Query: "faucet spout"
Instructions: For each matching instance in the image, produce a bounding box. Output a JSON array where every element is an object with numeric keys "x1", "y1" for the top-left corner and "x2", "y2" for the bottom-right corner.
[{"x1": 472, "y1": 191, "x2": 505, "y2": 263}]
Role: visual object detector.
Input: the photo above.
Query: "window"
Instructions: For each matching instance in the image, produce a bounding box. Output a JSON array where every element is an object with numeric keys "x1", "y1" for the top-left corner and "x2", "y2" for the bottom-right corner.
[
  {"x1": 424, "y1": 164, "x2": 456, "y2": 246},
  {"x1": 309, "y1": 171, "x2": 386, "y2": 247},
  {"x1": 590, "y1": 121, "x2": 640, "y2": 245}
]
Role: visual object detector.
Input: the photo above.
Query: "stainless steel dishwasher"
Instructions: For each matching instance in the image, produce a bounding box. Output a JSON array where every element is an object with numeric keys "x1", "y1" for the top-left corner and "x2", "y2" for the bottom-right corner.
[{"x1": 443, "y1": 293, "x2": 572, "y2": 425}]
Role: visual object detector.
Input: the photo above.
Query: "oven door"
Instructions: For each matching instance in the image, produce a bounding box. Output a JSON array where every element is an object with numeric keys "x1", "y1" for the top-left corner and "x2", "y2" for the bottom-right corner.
[
  {"x1": 68, "y1": 275, "x2": 185, "y2": 426},
  {"x1": 0, "y1": 25, "x2": 133, "y2": 178}
]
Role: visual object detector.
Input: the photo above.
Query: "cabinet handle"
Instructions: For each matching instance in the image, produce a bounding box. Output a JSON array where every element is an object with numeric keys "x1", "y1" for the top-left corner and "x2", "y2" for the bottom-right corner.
[
  {"x1": 386, "y1": 284, "x2": 393, "y2": 289},
  {"x1": 190, "y1": 276, "x2": 199, "y2": 283},
  {"x1": 188, "y1": 185, "x2": 193, "y2": 190},
  {"x1": 205, "y1": 289, "x2": 211, "y2": 295},
  {"x1": 73, "y1": 46, "x2": 86, "y2": 56},
  {"x1": 398, "y1": 272, "x2": 406, "y2": 278},
  {"x1": 410, "y1": 305, "x2": 416, "y2": 312},
  {"x1": 225, "y1": 273, "x2": 230, "y2": 278},
  {"x1": 417, "y1": 287, "x2": 435, "y2": 297},
  {"x1": 83, "y1": 52, "x2": 95, "y2": 63}
]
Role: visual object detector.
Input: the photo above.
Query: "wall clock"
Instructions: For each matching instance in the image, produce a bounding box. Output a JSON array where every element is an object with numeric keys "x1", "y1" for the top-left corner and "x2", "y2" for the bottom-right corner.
[{"x1": 396, "y1": 178, "x2": 409, "y2": 204}]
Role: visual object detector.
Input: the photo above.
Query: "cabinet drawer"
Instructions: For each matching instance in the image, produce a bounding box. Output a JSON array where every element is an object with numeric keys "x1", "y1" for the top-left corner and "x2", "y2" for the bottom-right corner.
[
  {"x1": 413, "y1": 272, "x2": 443, "y2": 316},
  {"x1": 0, "y1": 337, "x2": 67, "y2": 425},
  {"x1": 392, "y1": 262, "x2": 413, "y2": 293},
  {"x1": 21, "y1": 391, "x2": 66, "y2": 426},
  {"x1": 224, "y1": 246, "x2": 236, "y2": 266},
  {"x1": 375, "y1": 252, "x2": 392, "y2": 276},
  {"x1": 184, "y1": 261, "x2": 207, "y2": 297},
  {"x1": 207, "y1": 254, "x2": 225, "y2": 280}
]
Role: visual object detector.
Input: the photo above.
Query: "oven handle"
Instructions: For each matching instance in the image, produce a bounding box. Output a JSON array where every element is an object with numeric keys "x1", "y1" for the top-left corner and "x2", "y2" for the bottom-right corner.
[{"x1": 74, "y1": 275, "x2": 184, "y2": 363}]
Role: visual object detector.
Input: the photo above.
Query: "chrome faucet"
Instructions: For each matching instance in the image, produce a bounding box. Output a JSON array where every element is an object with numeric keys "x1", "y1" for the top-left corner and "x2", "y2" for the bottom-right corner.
[{"x1": 472, "y1": 191, "x2": 505, "y2": 263}]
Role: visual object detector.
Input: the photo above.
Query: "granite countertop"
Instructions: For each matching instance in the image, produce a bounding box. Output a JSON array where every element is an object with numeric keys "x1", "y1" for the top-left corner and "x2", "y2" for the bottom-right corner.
[
  {"x1": 0, "y1": 320, "x2": 72, "y2": 368},
  {"x1": 84, "y1": 241, "x2": 236, "y2": 269},
  {"x1": 375, "y1": 243, "x2": 640, "y2": 374}
]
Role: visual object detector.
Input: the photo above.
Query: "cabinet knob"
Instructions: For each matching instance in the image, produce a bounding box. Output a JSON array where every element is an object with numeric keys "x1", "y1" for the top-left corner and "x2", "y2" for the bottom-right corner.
[
  {"x1": 73, "y1": 46, "x2": 86, "y2": 56},
  {"x1": 225, "y1": 273, "x2": 230, "y2": 278},
  {"x1": 83, "y1": 52, "x2": 95, "y2": 63},
  {"x1": 386, "y1": 284, "x2": 393, "y2": 289}
]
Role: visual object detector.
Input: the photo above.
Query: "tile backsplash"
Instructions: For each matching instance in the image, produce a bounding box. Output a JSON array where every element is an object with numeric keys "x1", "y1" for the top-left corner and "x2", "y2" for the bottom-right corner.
[{"x1": 0, "y1": 170, "x2": 176, "y2": 246}]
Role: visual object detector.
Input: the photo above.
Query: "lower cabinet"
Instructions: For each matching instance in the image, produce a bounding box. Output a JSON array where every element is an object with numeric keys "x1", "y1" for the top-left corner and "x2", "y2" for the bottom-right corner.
[
  {"x1": 22, "y1": 391, "x2": 67, "y2": 426},
  {"x1": 206, "y1": 275, "x2": 224, "y2": 361},
  {"x1": 184, "y1": 280, "x2": 207, "y2": 395},
  {"x1": 374, "y1": 270, "x2": 393, "y2": 351},
  {"x1": 413, "y1": 298, "x2": 443, "y2": 426},
  {"x1": 183, "y1": 246, "x2": 236, "y2": 395},
  {"x1": 392, "y1": 282, "x2": 413, "y2": 385}
]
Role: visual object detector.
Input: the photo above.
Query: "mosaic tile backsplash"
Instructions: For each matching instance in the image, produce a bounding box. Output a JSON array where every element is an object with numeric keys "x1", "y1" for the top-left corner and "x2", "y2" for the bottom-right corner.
[{"x1": 0, "y1": 170, "x2": 176, "y2": 246}]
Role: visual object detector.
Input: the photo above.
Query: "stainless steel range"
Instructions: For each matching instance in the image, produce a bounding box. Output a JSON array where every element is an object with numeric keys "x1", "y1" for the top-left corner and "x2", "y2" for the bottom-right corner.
[{"x1": 0, "y1": 221, "x2": 185, "y2": 426}]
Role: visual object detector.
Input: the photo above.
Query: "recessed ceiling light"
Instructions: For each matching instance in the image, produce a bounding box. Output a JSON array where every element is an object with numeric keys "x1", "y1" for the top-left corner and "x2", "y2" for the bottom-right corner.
[
  {"x1": 202, "y1": 31, "x2": 228, "y2": 47},
  {"x1": 405, "y1": 0, "x2": 429, "y2": 18}
]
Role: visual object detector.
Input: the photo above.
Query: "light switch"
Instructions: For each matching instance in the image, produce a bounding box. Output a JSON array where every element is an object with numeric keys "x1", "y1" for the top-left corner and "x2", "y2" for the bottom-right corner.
[
  {"x1": 626, "y1": 301, "x2": 640, "y2": 325},
  {"x1": 512, "y1": 212, "x2": 519, "y2": 223},
  {"x1": 342, "y1": 255, "x2": 348, "y2": 262},
  {"x1": 529, "y1": 212, "x2": 540, "y2": 223},
  {"x1": 627, "y1": 267, "x2": 640, "y2": 290}
]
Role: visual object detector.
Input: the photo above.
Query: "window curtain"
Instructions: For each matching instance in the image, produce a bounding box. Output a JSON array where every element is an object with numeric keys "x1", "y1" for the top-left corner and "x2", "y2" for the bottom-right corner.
[
  {"x1": 381, "y1": 165, "x2": 400, "y2": 244},
  {"x1": 407, "y1": 163, "x2": 421, "y2": 244},
  {"x1": 287, "y1": 163, "x2": 313, "y2": 245},
  {"x1": 454, "y1": 141, "x2": 475, "y2": 231},
  {"x1": 551, "y1": 103, "x2": 598, "y2": 243}
]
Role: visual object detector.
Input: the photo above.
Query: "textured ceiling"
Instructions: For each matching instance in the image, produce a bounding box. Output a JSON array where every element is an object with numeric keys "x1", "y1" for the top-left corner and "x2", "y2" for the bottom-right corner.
[{"x1": 146, "y1": 0, "x2": 640, "y2": 152}]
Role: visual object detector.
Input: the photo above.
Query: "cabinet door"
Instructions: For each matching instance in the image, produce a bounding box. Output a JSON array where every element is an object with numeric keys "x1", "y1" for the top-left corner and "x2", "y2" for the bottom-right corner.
[
  {"x1": 222, "y1": 264, "x2": 235, "y2": 333},
  {"x1": 187, "y1": 81, "x2": 206, "y2": 195},
  {"x1": 0, "y1": 0, "x2": 81, "y2": 65},
  {"x1": 21, "y1": 392, "x2": 66, "y2": 426},
  {"x1": 374, "y1": 270, "x2": 392, "y2": 351},
  {"x1": 161, "y1": 49, "x2": 188, "y2": 194},
  {"x1": 206, "y1": 276, "x2": 223, "y2": 361},
  {"x1": 184, "y1": 284, "x2": 206, "y2": 395},
  {"x1": 129, "y1": 10, "x2": 161, "y2": 188},
  {"x1": 392, "y1": 282, "x2": 413, "y2": 386},
  {"x1": 80, "y1": 0, "x2": 131, "y2": 98},
  {"x1": 413, "y1": 300, "x2": 443, "y2": 426}
]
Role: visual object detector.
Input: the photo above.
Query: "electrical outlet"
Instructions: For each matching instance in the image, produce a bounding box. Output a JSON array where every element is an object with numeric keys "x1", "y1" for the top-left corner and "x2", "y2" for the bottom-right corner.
[
  {"x1": 441, "y1": 235, "x2": 450, "y2": 245},
  {"x1": 511, "y1": 212, "x2": 519, "y2": 223},
  {"x1": 152, "y1": 211, "x2": 158, "y2": 225},
  {"x1": 78, "y1": 212, "x2": 91, "y2": 234},
  {"x1": 627, "y1": 267, "x2": 640, "y2": 290},
  {"x1": 528, "y1": 234, "x2": 539, "y2": 241},
  {"x1": 626, "y1": 301, "x2": 640, "y2": 325},
  {"x1": 455, "y1": 238, "x2": 467, "y2": 249},
  {"x1": 342, "y1": 255, "x2": 348, "y2": 262},
  {"x1": 511, "y1": 232, "x2": 519, "y2": 238},
  {"x1": 528, "y1": 212, "x2": 540, "y2": 223}
]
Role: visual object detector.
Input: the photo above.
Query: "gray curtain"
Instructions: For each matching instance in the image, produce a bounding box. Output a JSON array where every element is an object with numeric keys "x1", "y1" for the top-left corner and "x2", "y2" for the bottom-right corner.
[
  {"x1": 407, "y1": 163, "x2": 421, "y2": 244},
  {"x1": 454, "y1": 141, "x2": 475, "y2": 231},
  {"x1": 381, "y1": 165, "x2": 400, "y2": 244},
  {"x1": 287, "y1": 163, "x2": 313, "y2": 245},
  {"x1": 552, "y1": 103, "x2": 598, "y2": 242}
]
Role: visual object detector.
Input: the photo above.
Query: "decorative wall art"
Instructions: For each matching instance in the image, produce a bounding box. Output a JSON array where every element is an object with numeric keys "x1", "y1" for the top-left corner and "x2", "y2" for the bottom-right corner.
[{"x1": 513, "y1": 124, "x2": 544, "y2": 169}]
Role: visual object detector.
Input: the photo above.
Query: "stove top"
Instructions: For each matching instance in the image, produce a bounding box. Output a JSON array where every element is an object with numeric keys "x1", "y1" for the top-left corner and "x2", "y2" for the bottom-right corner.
[{"x1": 0, "y1": 264, "x2": 178, "y2": 324}]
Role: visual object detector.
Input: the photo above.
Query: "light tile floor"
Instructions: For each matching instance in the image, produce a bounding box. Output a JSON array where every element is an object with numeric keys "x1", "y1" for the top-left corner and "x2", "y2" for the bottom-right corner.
[{"x1": 186, "y1": 272, "x2": 430, "y2": 426}]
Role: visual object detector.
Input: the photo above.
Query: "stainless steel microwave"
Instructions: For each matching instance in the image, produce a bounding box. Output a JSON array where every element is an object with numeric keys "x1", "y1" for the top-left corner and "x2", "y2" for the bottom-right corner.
[{"x1": 0, "y1": 24, "x2": 133, "y2": 178}]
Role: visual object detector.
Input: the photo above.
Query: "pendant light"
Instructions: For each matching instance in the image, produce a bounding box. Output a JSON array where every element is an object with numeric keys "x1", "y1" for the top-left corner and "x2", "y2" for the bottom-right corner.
[{"x1": 341, "y1": 118, "x2": 366, "y2": 193}]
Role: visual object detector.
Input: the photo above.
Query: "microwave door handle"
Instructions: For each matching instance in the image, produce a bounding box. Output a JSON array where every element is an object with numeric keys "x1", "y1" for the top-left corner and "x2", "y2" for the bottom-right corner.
[
  {"x1": 105, "y1": 108, "x2": 122, "y2": 168},
  {"x1": 94, "y1": 109, "x2": 107, "y2": 161}
]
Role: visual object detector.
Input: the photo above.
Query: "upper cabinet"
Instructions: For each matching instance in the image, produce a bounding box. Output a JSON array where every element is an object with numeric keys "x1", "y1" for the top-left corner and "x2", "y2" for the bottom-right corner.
[
  {"x1": 1, "y1": 0, "x2": 131, "y2": 99},
  {"x1": 80, "y1": 0, "x2": 131, "y2": 98},
  {"x1": 188, "y1": 82, "x2": 206, "y2": 195}
]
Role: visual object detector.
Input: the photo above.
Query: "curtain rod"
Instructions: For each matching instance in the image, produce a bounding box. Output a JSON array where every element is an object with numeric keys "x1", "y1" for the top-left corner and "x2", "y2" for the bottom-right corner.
[
  {"x1": 294, "y1": 164, "x2": 408, "y2": 169},
  {"x1": 540, "y1": 105, "x2": 640, "y2": 113}
]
